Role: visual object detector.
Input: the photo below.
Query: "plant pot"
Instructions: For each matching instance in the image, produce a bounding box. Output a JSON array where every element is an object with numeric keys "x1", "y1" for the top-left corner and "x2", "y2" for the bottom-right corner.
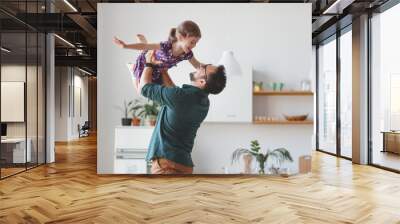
[
  {"x1": 131, "y1": 117, "x2": 141, "y2": 126},
  {"x1": 149, "y1": 119, "x2": 157, "y2": 126},
  {"x1": 269, "y1": 167, "x2": 280, "y2": 175},
  {"x1": 121, "y1": 118, "x2": 131, "y2": 126},
  {"x1": 146, "y1": 116, "x2": 157, "y2": 126}
]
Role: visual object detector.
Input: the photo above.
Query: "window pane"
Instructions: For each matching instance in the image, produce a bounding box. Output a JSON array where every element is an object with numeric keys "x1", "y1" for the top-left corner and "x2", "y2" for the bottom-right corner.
[
  {"x1": 0, "y1": 1, "x2": 46, "y2": 178},
  {"x1": 1, "y1": 31, "x2": 27, "y2": 178},
  {"x1": 371, "y1": 3, "x2": 400, "y2": 171},
  {"x1": 318, "y1": 38, "x2": 337, "y2": 154},
  {"x1": 340, "y1": 30, "x2": 352, "y2": 158}
]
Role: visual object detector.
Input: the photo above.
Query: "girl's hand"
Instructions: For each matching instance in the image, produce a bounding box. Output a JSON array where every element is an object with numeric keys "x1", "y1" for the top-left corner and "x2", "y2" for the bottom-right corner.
[
  {"x1": 189, "y1": 56, "x2": 201, "y2": 69},
  {"x1": 113, "y1": 36, "x2": 126, "y2": 48}
]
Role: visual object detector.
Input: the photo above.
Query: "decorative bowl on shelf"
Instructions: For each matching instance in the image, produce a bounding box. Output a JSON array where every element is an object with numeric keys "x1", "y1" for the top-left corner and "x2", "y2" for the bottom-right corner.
[{"x1": 283, "y1": 114, "x2": 308, "y2": 121}]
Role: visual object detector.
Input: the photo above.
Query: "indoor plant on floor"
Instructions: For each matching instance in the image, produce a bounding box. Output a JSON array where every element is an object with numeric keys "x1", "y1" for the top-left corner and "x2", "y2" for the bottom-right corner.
[
  {"x1": 231, "y1": 140, "x2": 293, "y2": 175},
  {"x1": 137, "y1": 100, "x2": 160, "y2": 126}
]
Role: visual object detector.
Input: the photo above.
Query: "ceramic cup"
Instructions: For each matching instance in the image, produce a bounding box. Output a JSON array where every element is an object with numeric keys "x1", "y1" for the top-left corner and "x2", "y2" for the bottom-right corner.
[{"x1": 278, "y1": 82, "x2": 284, "y2": 91}]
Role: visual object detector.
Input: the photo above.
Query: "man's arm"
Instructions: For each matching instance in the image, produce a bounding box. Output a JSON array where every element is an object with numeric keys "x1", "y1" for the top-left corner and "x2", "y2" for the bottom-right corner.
[
  {"x1": 138, "y1": 66, "x2": 153, "y2": 94},
  {"x1": 161, "y1": 70, "x2": 176, "y2": 87},
  {"x1": 139, "y1": 51, "x2": 183, "y2": 108},
  {"x1": 138, "y1": 50, "x2": 159, "y2": 93}
]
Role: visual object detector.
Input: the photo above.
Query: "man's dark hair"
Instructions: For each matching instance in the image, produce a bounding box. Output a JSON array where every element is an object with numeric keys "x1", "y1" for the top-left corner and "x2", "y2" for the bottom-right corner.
[{"x1": 204, "y1": 65, "x2": 226, "y2": 94}]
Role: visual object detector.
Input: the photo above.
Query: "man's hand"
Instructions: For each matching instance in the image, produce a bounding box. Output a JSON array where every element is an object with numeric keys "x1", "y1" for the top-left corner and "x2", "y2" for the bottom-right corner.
[
  {"x1": 161, "y1": 69, "x2": 176, "y2": 87},
  {"x1": 139, "y1": 50, "x2": 161, "y2": 94},
  {"x1": 145, "y1": 50, "x2": 162, "y2": 65}
]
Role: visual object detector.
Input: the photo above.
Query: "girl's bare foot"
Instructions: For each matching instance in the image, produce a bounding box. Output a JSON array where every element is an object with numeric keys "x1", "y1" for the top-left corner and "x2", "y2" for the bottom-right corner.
[
  {"x1": 136, "y1": 34, "x2": 147, "y2": 43},
  {"x1": 126, "y1": 62, "x2": 135, "y2": 79},
  {"x1": 135, "y1": 78, "x2": 140, "y2": 94}
]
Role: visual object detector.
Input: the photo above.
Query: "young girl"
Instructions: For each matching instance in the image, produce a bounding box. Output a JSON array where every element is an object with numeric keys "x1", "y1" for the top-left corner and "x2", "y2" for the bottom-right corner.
[{"x1": 113, "y1": 20, "x2": 203, "y2": 92}]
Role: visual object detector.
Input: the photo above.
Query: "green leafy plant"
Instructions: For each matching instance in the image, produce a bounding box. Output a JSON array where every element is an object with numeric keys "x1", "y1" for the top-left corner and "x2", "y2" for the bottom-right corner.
[
  {"x1": 137, "y1": 100, "x2": 160, "y2": 119},
  {"x1": 231, "y1": 140, "x2": 293, "y2": 174},
  {"x1": 128, "y1": 99, "x2": 143, "y2": 118}
]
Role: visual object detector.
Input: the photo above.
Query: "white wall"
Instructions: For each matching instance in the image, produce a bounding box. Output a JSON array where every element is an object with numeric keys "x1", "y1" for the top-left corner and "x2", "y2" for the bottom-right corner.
[
  {"x1": 72, "y1": 73, "x2": 89, "y2": 138},
  {"x1": 193, "y1": 124, "x2": 313, "y2": 174},
  {"x1": 55, "y1": 67, "x2": 69, "y2": 141},
  {"x1": 55, "y1": 67, "x2": 89, "y2": 141},
  {"x1": 98, "y1": 3, "x2": 312, "y2": 174}
]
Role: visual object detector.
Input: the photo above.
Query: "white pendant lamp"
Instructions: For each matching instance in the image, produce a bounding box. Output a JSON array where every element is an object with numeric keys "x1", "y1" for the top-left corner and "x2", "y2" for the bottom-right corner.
[{"x1": 218, "y1": 51, "x2": 242, "y2": 76}]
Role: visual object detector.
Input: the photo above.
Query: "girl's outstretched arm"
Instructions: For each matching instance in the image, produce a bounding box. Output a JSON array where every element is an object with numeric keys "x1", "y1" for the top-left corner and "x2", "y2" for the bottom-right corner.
[
  {"x1": 189, "y1": 56, "x2": 203, "y2": 69},
  {"x1": 113, "y1": 36, "x2": 160, "y2": 50}
]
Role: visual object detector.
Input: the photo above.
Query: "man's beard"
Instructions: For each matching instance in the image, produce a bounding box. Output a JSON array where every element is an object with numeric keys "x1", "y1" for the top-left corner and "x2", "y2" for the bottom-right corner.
[{"x1": 189, "y1": 72, "x2": 196, "y2": 81}]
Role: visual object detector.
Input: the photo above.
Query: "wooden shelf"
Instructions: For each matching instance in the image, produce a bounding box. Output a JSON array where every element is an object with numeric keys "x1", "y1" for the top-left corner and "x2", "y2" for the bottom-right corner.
[
  {"x1": 253, "y1": 120, "x2": 314, "y2": 125},
  {"x1": 253, "y1": 91, "x2": 314, "y2": 96}
]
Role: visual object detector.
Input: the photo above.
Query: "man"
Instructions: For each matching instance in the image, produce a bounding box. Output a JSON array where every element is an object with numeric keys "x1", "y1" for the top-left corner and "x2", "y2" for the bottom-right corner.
[{"x1": 138, "y1": 51, "x2": 226, "y2": 174}]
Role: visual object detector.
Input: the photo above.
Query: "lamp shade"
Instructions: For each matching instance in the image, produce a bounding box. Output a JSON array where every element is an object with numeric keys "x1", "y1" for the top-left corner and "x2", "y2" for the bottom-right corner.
[{"x1": 218, "y1": 51, "x2": 242, "y2": 76}]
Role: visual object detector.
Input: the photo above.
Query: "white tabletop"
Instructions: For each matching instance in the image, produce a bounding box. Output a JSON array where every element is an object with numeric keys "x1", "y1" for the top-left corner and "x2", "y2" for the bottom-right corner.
[
  {"x1": 1, "y1": 138, "x2": 30, "y2": 144},
  {"x1": 115, "y1": 125, "x2": 155, "y2": 129}
]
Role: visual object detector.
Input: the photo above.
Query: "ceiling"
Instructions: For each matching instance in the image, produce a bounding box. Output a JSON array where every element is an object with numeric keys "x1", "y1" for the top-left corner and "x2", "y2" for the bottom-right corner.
[{"x1": 0, "y1": 0, "x2": 391, "y2": 75}]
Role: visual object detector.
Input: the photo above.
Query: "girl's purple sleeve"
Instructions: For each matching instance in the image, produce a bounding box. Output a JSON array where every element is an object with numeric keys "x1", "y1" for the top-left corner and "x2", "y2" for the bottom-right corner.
[{"x1": 159, "y1": 40, "x2": 171, "y2": 53}]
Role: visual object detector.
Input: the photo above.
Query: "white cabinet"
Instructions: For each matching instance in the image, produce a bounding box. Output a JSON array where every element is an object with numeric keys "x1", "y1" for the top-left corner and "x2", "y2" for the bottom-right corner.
[
  {"x1": 205, "y1": 65, "x2": 252, "y2": 123},
  {"x1": 114, "y1": 126, "x2": 154, "y2": 174},
  {"x1": 13, "y1": 139, "x2": 31, "y2": 163},
  {"x1": 1, "y1": 138, "x2": 32, "y2": 163}
]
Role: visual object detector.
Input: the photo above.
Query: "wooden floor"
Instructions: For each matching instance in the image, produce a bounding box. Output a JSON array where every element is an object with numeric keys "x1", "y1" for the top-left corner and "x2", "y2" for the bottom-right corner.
[
  {"x1": 1, "y1": 167, "x2": 26, "y2": 178},
  {"x1": 1, "y1": 134, "x2": 400, "y2": 224}
]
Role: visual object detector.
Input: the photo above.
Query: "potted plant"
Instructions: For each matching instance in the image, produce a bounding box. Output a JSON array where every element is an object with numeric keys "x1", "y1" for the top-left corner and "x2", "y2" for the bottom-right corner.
[
  {"x1": 138, "y1": 100, "x2": 160, "y2": 126},
  {"x1": 231, "y1": 140, "x2": 293, "y2": 175},
  {"x1": 115, "y1": 100, "x2": 132, "y2": 126},
  {"x1": 129, "y1": 99, "x2": 143, "y2": 126}
]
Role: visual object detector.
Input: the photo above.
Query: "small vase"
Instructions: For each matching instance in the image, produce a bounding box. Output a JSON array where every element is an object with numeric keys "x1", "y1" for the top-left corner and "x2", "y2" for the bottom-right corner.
[
  {"x1": 257, "y1": 158, "x2": 266, "y2": 175},
  {"x1": 243, "y1": 154, "x2": 253, "y2": 174}
]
